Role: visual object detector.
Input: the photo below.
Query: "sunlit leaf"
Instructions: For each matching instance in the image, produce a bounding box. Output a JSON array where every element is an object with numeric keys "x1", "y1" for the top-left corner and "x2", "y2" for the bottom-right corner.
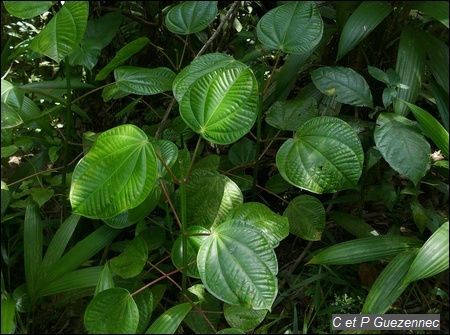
[
  {"x1": 145, "y1": 302, "x2": 195, "y2": 334},
  {"x1": 165, "y1": 1, "x2": 218, "y2": 35}
]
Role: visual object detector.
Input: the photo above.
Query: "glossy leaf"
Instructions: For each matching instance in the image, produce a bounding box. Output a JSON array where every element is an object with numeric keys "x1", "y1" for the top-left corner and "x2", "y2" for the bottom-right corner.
[
  {"x1": 226, "y1": 202, "x2": 289, "y2": 248},
  {"x1": 404, "y1": 221, "x2": 449, "y2": 283},
  {"x1": 307, "y1": 236, "x2": 424, "y2": 265},
  {"x1": 95, "y1": 37, "x2": 149, "y2": 81},
  {"x1": 311, "y1": 66, "x2": 374, "y2": 108},
  {"x1": 393, "y1": 27, "x2": 426, "y2": 116},
  {"x1": 171, "y1": 226, "x2": 210, "y2": 278},
  {"x1": 404, "y1": 101, "x2": 449, "y2": 158},
  {"x1": 276, "y1": 116, "x2": 364, "y2": 194},
  {"x1": 179, "y1": 66, "x2": 259, "y2": 145},
  {"x1": 362, "y1": 250, "x2": 417, "y2": 314},
  {"x1": 109, "y1": 236, "x2": 148, "y2": 278},
  {"x1": 197, "y1": 220, "x2": 278, "y2": 310},
  {"x1": 150, "y1": 138, "x2": 179, "y2": 178},
  {"x1": 265, "y1": 97, "x2": 318, "y2": 131},
  {"x1": 180, "y1": 169, "x2": 243, "y2": 228},
  {"x1": 3, "y1": 1, "x2": 55, "y2": 19},
  {"x1": 374, "y1": 113, "x2": 431, "y2": 185},
  {"x1": 337, "y1": 1, "x2": 392, "y2": 61},
  {"x1": 283, "y1": 195, "x2": 326, "y2": 241},
  {"x1": 422, "y1": 32, "x2": 449, "y2": 95},
  {"x1": 223, "y1": 303, "x2": 268, "y2": 332},
  {"x1": 145, "y1": 302, "x2": 194, "y2": 334},
  {"x1": 30, "y1": 1, "x2": 88, "y2": 63},
  {"x1": 115, "y1": 66, "x2": 176, "y2": 95},
  {"x1": 95, "y1": 262, "x2": 114, "y2": 296},
  {"x1": 84, "y1": 287, "x2": 139, "y2": 334},
  {"x1": 165, "y1": 1, "x2": 218, "y2": 35},
  {"x1": 1, "y1": 101, "x2": 22, "y2": 129},
  {"x1": 329, "y1": 211, "x2": 379, "y2": 238},
  {"x1": 256, "y1": 2, "x2": 323, "y2": 54},
  {"x1": 70, "y1": 124, "x2": 158, "y2": 219}
]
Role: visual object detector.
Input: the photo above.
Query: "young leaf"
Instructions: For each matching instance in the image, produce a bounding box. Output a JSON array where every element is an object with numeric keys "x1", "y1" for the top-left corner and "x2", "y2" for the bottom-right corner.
[
  {"x1": 276, "y1": 116, "x2": 364, "y2": 194},
  {"x1": 165, "y1": 1, "x2": 218, "y2": 35},
  {"x1": 70, "y1": 124, "x2": 158, "y2": 219},
  {"x1": 84, "y1": 287, "x2": 139, "y2": 334},
  {"x1": 374, "y1": 113, "x2": 431, "y2": 185},
  {"x1": 336, "y1": 1, "x2": 392, "y2": 61},
  {"x1": 256, "y1": 2, "x2": 323, "y2": 54},
  {"x1": 283, "y1": 195, "x2": 326, "y2": 241},
  {"x1": 197, "y1": 220, "x2": 278, "y2": 310},
  {"x1": 311, "y1": 66, "x2": 374, "y2": 108}
]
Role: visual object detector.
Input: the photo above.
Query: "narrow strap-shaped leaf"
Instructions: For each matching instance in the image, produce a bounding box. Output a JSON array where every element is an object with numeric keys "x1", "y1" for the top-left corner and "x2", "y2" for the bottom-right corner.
[
  {"x1": 24, "y1": 202, "x2": 42, "y2": 301},
  {"x1": 430, "y1": 78, "x2": 449, "y2": 132},
  {"x1": 1, "y1": 297, "x2": 16, "y2": 334},
  {"x1": 307, "y1": 236, "x2": 423, "y2": 265},
  {"x1": 337, "y1": 1, "x2": 392, "y2": 61},
  {"x1": 404, "y1": 221, "x2": 449, "y2": 284},
  {"x1": 407, "y1": 1, "x2": 449, "y2": 28},
  {"x1": 361, "y1": 250, "x2": 417, "y2": 314},
  {"x1": 393, "y1": 27, "x2": 426, "y2": 116},
  {"x1": 145, "y1": 302, "x2": 195, "y2": 334},
  {"x1": 329, "y1": 211, "x2": 380, "y2": 238}
]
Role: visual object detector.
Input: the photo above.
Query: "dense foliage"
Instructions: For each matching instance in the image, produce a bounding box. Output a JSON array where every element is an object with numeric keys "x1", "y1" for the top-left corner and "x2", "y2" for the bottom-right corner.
[{"x1": 1, "y1": 1, "x2": 449, "y2": 334}]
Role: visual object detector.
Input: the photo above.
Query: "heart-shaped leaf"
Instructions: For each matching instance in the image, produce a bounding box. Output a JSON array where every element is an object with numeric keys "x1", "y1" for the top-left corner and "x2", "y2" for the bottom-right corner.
[
  {"x1": 115, "y1": 66, "x2": 176, "y2": 95},
  {"x1": 109, "y1": 236, "x2": 148, "y2": 278},
  {"x1": 197, "y1": 220, "x2": 278, "y2": 310},
  {"x1": 265, "y1": 97, "x2": 318, "y2": 131},
  {"x1": 374, "y1": 113, "x2": 430, "y2": 185},
  {"x1": 165, "y1": 1, "x2": 218, "y2": 35},
  {"x1": 276, "y1": 116, "x2": 364, "y2": 194},
  {"x1": 70, "y1": 124, "x2": 158, "y2": 219},
  {"x1": 180, "y1": 66, "x2": 259, "y2": 145},
  {"x1": 256, "y1": 2, "x2": 323, "y2": 54}
]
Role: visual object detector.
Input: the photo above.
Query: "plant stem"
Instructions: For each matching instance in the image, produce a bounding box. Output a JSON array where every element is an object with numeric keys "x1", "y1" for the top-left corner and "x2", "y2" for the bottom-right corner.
[{"x1": 179, "y1": 159, "x2": 188, "y2": 301}]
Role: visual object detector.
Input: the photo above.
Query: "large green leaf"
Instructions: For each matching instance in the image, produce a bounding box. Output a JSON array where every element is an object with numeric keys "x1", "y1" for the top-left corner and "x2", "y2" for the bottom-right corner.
[
  {"x1": 307, "y1": 236, "x2": 424, "y2": 265},
  {"x1": 223, "y1": 303, "x2": 268, "y2": 332},
  {"x1": 336, "y1": 1, "x2": 392, "y2": 61},
  {"x1": 283, "y1": 195, "x2": 326, "y2": 241},
  {"x1": 311, "y1": 66, "x2": 374, "y2": 108},
  {"x1": 1, "y1": 297, "x2": 15, "y2": 334},
  {"x1": 276, "y1": 116, "x2": 364, "y2": 194},
  {"x1": 3, "y1": 1, "x2": 55, "y2": 19},
  {"x1": 179, "y1": 169, "x2": 243, "y2": 228},
  {"x1": 145, "y1": 302, "x2": 195, "y2": 334},
  {"x1": 165, "y1": 1, "x2": 218, "y2": 35},
  {"x1": 179, "y1": 66, "x2": 259, "y2": 145},
  {"x1": 374, "y1": 113, "x2": 431, "y2": 185},
  {"x1": 30, "y1": 1, "x2": 88, "y2": 63},
  {"x1": 404, "y1": 221, "x2": 449, "y2": 284},
  {"x1": 84, "y1": 287, "x2": 139, "y2": 334},
  {"x1": 265, "y1": 97, "x2": 318, "y2": 131},
  {"x1": 408, "y1": 1, "x2": 449, "y2": 28},
  {"x1": 114, "y1": 66, "x2": 176, "y2": 95},
  {"x1": 226, "y1": 202, "x2": 289, "y2": 248},
  {"x1": 197, "y1": 220, "x2": 278, "y2": 310},
  {"x1": 256, "y1": 2, "x2": 323, "y2": 54},
  {"x1": 109, "y1": 236, "x2": 148, "y2": 278},
  {"x1": 70, "y1": 124, "x2": 158, "y2": 219}
]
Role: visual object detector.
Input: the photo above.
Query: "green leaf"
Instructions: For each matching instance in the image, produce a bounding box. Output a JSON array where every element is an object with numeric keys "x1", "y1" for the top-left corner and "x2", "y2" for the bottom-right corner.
[
  {"x1": 171, "y1": 226, "x2": 209, "y2": 278},
  {"x1": 165, "y1": 1, "x2": 218, "y2": 35},
  {"x1": 408, "y1": 1, "x2": 449, "y2": 28},
  {"x1": 283, "y1": 195, "x2": 326, "y2": 241},
  {"x1": 336, "y1": 1, "x2": 392, "y2": 61},
  {"x1": 410, "y1": 200, "x2": 429, "y2": 234},
  {"x1": 256, "y1": 2, "x2": 323, "y2": 54},
  {"x1": 307, "y1": 236, "x2": 424, "y2": 265},
  {"x1": 145, "y1": 302, "x2": 195, "y2": 334},
  {"x1": 70, "y1": 124, "x2": 158, "y2": 219},
  {"x1": 403, "y1": 101, "x2": 449, "y2": 158},
  {"x1": 223, "y1": 303, "x2": 268, "y2": 332},
  {"x1": 374, "y1": 113, "x2": 431, "y2": 185},
  {"x1": 179, "y1": 66, "x2": 259, "y2": 145},
  {"x1": 362, "y1": 250, "x2": 417, "y2": 314},
  {"x1": 84, "y1": 287, "x2": 139, "y2": 334},
  {"x1": 180, "y1": 169, "x2": 243, "y2": 229},
  {"x1": 150, "y1": 138, "x2": 179, "y2": 179},
  {"x1": 95, "y1": 263, "x2": 114, "y2": 296},
  {"x1": 1, "y1": 297, "x2": 16, "y2": 334},
  {"x1": 114, "y1": 66, "x2": 176, "y2": 95},
  {"x1": 24, "y1": 202, "x2": 42, "y2": 301},
  {"x1": 1, "y1": 101, "x2": 23, "y2": 129},
  {"x1": 329, "y1": 211, "x2": 380, "y2": 238},
  {"x1": 109, "y1": 236, "x2": 148, "y2": 278},
  {"x1": 393, "y1": 27, "x2": 426, "y2": 116},
  {"x1": 404, "y1": 221, "x2": 449, "y2": 284},
  {"x1": 1, "y1": 182, "x2": 11, "y2": 216},
  {"x1": 197, "y1": 220, "x2": 278, "y2": 310},
  {"x1": 311, "y1": 66, "x2": 374, "y2": 108},
  {"x1": 368, "y1": 66, "x2": 390, "y2": 86},
  {"x1": 30, "y1": 1, "x2": 89, "y2": 63},
  {"x1": 265, "y1": 97, "x2": 318, "y2": 131},
  {"x1": 226, "y1": 202, "x2": 289, "y2": 248},
  {"x1": 95, "y1": 37, "x2": 149, "y2": 81},
  {"x1": 228, "y1": 137, "x2": 256, "y2": 166},
  {"x1": 3, "y1": 1, "x2": 54, "y2": 19},
  {"x1": 276, "y1": 116, "x2": 364, "y2": 194}
]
